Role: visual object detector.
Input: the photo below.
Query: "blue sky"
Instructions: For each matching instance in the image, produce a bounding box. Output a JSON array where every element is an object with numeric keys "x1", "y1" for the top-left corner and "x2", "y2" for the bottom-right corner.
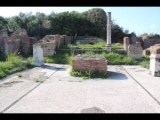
[{"x1": 0, "y1": 7, "x2": 159, "y2": 36}]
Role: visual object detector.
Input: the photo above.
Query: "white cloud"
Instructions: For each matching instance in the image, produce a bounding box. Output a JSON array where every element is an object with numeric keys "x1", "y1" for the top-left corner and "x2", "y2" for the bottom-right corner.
[{"x1": 150, "y1": 24, "x2": 157, "y2": 28}]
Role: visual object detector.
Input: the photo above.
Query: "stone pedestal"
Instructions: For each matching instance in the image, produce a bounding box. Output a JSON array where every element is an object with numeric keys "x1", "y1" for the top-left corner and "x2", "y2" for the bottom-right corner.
[
  {"x1": 33, "y1": 44, "x2": 44, "y2": 66},
  {"x1": 149, "y1": 54, "x2": 160, "y2": 77}
]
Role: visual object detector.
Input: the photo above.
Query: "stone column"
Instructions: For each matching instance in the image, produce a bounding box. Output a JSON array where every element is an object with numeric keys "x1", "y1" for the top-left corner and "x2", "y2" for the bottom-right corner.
[
  {"x1": 106, "y1": 12, "x2": 112, "y2": 52},
  {"x1": 33, "y1": 43, "x2": 44, "y2": 67},
  {"x1": 123, "y1": 37, "x2": 130, "y2": 52}
]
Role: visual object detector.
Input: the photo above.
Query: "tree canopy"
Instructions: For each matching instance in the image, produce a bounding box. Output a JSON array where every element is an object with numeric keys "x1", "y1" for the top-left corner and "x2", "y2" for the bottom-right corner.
[{"x1": 0, "y1": 8, "x2": 132, "y2": 43}]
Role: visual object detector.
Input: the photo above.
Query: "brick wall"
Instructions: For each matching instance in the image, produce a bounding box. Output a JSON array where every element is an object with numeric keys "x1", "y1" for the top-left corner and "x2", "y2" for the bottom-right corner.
[{"x1": 72, "y1": 54, "x2": 107, "y2": 72}]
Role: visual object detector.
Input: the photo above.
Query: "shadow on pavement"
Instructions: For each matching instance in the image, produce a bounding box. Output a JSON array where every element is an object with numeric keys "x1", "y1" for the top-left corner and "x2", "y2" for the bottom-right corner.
[
  {"x1": 40, "y1": 64, "x2": 67, "y2": 71},
  {"x1": 107, "y1": 71, "x2": 128, "y2": 80}
]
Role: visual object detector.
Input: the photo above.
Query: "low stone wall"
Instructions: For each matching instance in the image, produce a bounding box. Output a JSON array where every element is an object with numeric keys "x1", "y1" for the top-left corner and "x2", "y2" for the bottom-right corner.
[{"x1": 72, "y1": 54, "x2": 107, "y2": 72}]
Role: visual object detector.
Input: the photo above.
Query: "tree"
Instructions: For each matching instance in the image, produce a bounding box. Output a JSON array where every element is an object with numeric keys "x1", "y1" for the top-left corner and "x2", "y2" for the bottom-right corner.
[
  {"x1": 0, "y1": 16, "x2": 8, "y2": 30},
  {"x1": 82, "y1": 8, "x2": 107, "y2": 38},
  {"x1": 7, "y1": 17, "x2": 20, "y2": 33}
]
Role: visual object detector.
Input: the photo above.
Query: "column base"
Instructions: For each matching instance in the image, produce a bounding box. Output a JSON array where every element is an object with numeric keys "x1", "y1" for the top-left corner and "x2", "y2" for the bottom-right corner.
[{"x1": 106, "y1": 45, "x2": 112, "y2": 52}]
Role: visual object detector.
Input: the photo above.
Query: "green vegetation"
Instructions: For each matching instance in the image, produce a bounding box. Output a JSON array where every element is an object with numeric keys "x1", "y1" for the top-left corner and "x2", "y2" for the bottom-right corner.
[
  {"x1": 44, "y1": 51, "x2": 73, "y2": 65},
  {"x1": 36, "y1": 79, "x2": 45, "y2": 83},
  {"x1": 112, "y1": 43, "x2": 123, "y2": 49},
  {"x1": 45, "y1": 40, "x2": 150, "y2": 70},
  {"x1": 138, "y1": 55, "x2": 150, "y2": 69},
  {"x1": 44, "y1": 48, "x2": 149, "y2": 70},
  {"x1": 70, "y1": 70, "x2": 110, "y2": 79},
  {"x1": 0, "y1": 53, "x2": 34, "y2": 78},
  {"x1": 77, "y1": 42, "x2": 105, "y2": 49},
  {"x1": 59, "y1": 40, "x2": 123, "y2": 50},
  {"x1": 0, "y1": 8, "x2": 130, "y2": 42},
  {"x1": 59, "y1": 44, "x2": 73, "y2": 49},
  {"x1": 0, "y1": 39, "x2": 150, "y2": 79},
  {"x1": 16, "y1": 73, "x2": 22, "y2": 77}
]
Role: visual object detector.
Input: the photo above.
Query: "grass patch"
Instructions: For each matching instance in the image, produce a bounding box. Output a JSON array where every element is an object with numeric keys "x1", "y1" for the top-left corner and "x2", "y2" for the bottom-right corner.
[
  {"x1": 83, "y1": 51, "x2": 138, "y2": 65},
  {"x1": 76, "y1": 42, "x2": 105, "y2": 49},
  {"x1": 36, "y1": 79, "x2": 45, "y2": 83},
  {"x1": 112, "y1": 43, "x2": 123, "y2": 49},
  {"x1": 43, "y1": 50, "x2": 150, "y2": 69},
  {"x1": 44, "y1": 50, "x2": 73, "y2": 65},
  {"x1": 59, "y1": 44, "x2": 73, "y2": 49},
  {"x1": 59, "y1": 40, "x2": 123, "y2": 50},
  {"x1": 0, "y1": 53, "x2": 34, "y2": 79},
  {"x1": 138, "y1": 55, "x2": 150, "y2": 69},
  {"x1": 16, "y1": 73, "x2": 22, "y2": 77},
  {"x1": 70, "y1": 70, "x2": 110, "y2": 79}
]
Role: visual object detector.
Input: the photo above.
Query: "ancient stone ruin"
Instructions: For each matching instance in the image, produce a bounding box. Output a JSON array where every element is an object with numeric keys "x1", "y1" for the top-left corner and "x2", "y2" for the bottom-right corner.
[
  {"x1": 0, "y1": 28, "x2": 73, "y2": 57},
  {"x1": 127, "y1": 44, "x2": 143, "y2": 59},
  {"x1": 72, "y1": 54, "x2": 107, "y2": 72},
  {"x1": 124, "y1": 33, "x2": 160, "y2": 51},
  {"x1": 143, "y1": 48, "x2": 150, "y2": 56},
  {"x1": 8, "y1": 28, "x2": 30, "y2": 55},
  {"x1": 34, "y1": 42, "x2": 56, "y2": 57},
  {"x1": 123, "y1": 33, "x2": 160, "y2": 58},
  {"x1": 0, "y1": 28, "x2": 38, "y2": 55}
]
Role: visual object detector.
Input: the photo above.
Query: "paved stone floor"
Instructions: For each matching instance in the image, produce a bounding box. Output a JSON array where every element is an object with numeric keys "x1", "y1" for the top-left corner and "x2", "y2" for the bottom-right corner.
[{"x1": 0, "y1": 63, "x2": 160, "y2": 113}]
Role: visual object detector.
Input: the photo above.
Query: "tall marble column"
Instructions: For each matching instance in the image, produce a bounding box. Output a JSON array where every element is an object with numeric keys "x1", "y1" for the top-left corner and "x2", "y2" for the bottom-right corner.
[{"x1": 106, "y1": 12, "x2": 112, "y2": 52}]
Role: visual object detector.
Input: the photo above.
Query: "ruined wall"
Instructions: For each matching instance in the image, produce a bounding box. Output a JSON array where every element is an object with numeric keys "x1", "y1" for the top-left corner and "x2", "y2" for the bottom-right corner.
[
  {"x1": 60, "y1": 35, "x2": 72, "y2": 45},
  {"x1": 29, "y1": 37, "x2": 38, "y2": 54},
  {"x1": 41, "y1": 42, "x2": 56, "y2": 57},
  {"x1": 72, "y1": 54, "x2": 107, "y2": 72},
  {"x1": 34, "y1": 41, "x2": 57, "y2": 57},
  {"x1": 0, "y1": 30, "x2": 8, "y2": 55},
  {"x1": 60, "y1": 36, "x2": 65, "y2": 45},
  {"x1": 40, "y1": 34, "x2": 61, "y2": 48},
  {"x1": 54, "y1": 34, "x2": 61, "y2": 48},
  {"x1": 7, "y1": 39, "x2": 20, "y2": 54},
  {"x1": 7, "y1": 28, "x2": 30, "y2": 55},
  {"x1": 0, "y1": 28, "x2": 75, "y2": 56},
  {"x1": 129, "y1": 34, "x2": 160, "y2": 50},
  {"x1": 142, "y1": 36, "x2": 160, "y2": 50},
  {"x1": 128, "y1": 44, "x2": 143, "y2": 59}
]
